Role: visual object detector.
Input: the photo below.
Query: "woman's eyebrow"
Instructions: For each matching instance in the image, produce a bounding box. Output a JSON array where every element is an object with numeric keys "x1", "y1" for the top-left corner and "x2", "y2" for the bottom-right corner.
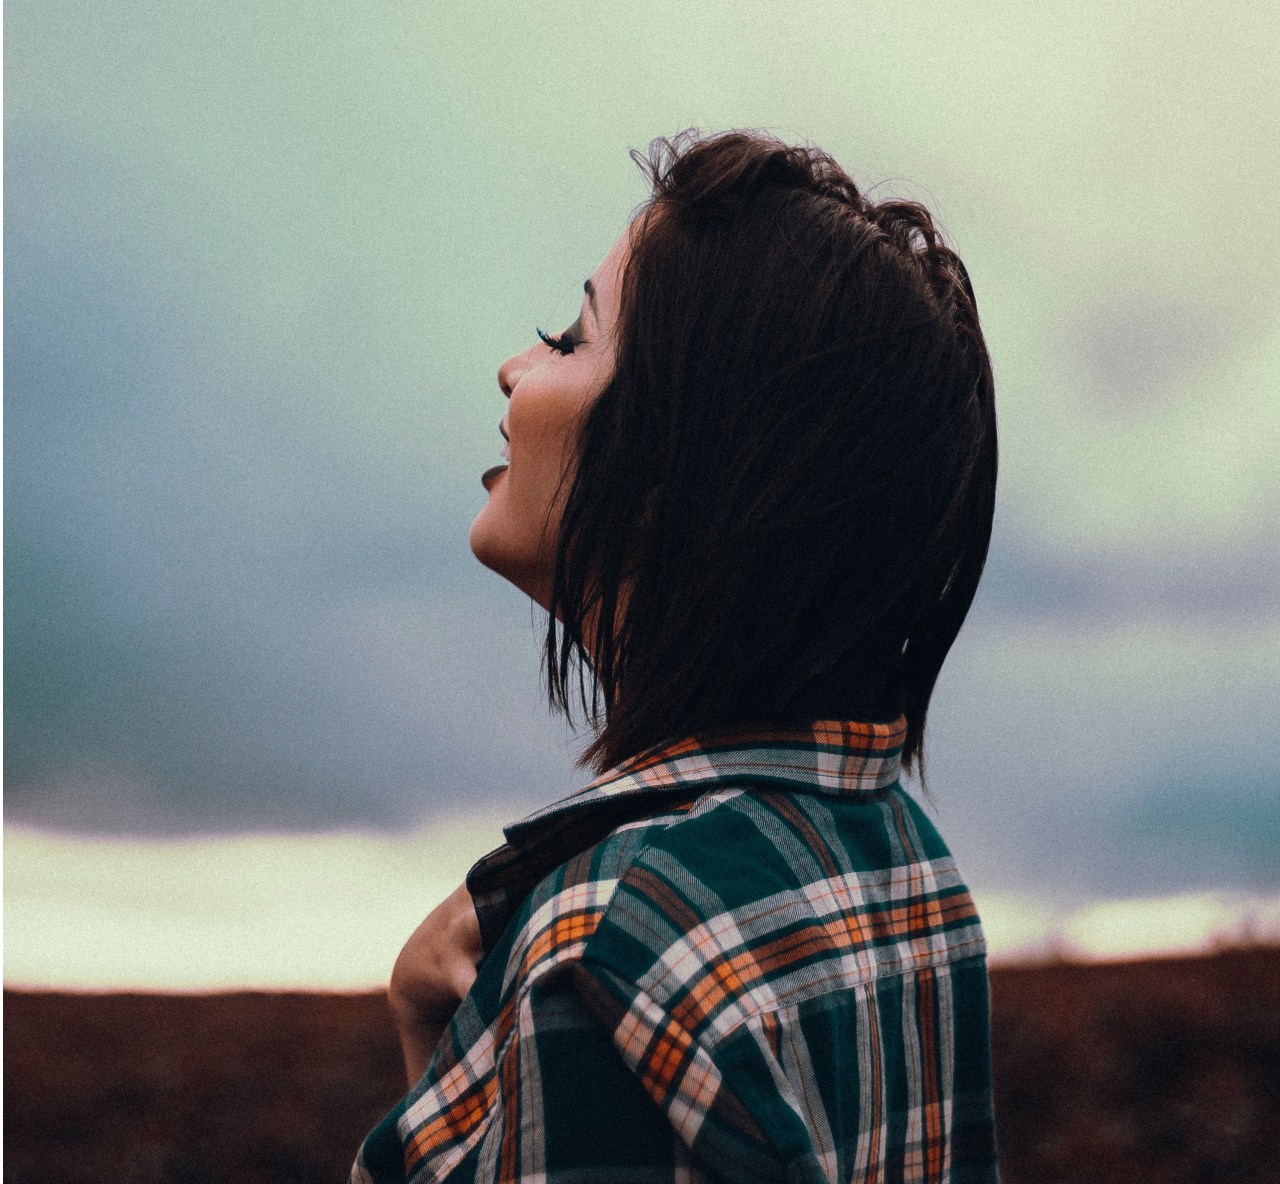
[{"x1": 584, "y1": 279, "x2": 600, "y2": 323}]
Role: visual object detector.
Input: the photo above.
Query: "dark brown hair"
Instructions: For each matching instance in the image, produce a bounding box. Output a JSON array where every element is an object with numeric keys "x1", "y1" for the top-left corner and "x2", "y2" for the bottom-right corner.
[{"x1": 547, "y1": 129, "x2": 997, "y2": 777}]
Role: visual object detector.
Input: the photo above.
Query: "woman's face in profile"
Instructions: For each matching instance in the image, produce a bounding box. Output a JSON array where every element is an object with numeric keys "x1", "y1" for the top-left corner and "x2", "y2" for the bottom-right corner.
[{"x1": 469, "y1": 227, "x2": 630, "y2": 607}]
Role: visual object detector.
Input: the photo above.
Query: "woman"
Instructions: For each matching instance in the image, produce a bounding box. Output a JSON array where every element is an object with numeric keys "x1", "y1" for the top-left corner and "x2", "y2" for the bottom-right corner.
[{"x1": 354, "y1": 130, "x2": 999, "y2": 1184}]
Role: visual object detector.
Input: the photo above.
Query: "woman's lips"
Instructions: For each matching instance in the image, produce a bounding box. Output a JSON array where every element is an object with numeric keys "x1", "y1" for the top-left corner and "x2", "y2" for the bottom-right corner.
[{"x1": 483, "y1": 422, "x2": 510, "y2": 490}]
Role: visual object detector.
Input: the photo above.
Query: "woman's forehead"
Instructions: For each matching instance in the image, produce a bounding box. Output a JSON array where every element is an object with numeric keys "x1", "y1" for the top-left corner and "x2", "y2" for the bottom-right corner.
[{"x1": 584, "y1": 227, "x2": 631, "y2": 328}]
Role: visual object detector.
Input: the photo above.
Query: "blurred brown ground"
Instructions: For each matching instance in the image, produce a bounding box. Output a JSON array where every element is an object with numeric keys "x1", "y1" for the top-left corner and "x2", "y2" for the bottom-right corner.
[{"x1": 5, "y1": 947, "x2": 1279, "y2": 1183}]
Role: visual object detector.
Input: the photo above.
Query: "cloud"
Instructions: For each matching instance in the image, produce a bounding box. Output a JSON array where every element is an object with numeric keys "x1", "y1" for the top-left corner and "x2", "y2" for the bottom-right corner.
[
  {"x1": 1106, "y1": 771, "x2": 1280, "y2": 895},
  {"x1": 918, "y1": 615, "x2": 1280, "y2": 901},
  {"x1": 4, "y1": 135, "x2": 581, "y2": 834},
  {"x1": 1069, "y1": 298, "x2": 1236, "y2": 410},
  {"x1": 978, "y1": 529, "x2": 1280, "y2": 625}
]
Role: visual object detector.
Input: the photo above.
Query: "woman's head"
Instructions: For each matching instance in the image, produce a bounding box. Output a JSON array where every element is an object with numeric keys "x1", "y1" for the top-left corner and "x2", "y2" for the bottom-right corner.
[{"x1": 477, "y1": 129, "x2": 997, "y2": 777}]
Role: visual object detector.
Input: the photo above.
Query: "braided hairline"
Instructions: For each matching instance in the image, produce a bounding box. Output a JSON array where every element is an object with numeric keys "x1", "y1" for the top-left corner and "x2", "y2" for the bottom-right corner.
[
  {"x1": 858, "y1": 199, "x2": 980, "y2": 337},
  {"x1": 644, "y1": 132, "x2": 982, "y2": 350}
]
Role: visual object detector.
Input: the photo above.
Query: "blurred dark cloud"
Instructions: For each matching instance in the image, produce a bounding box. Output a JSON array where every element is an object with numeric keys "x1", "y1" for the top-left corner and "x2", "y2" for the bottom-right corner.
[
  {"x1": 1071, "y1": 298, "x2": 1235, "y2": 409},
  {"x1": 981, "y1": 528, "x2": 1280, "y2": 624},
  {"x1": 1116, "y1": 769, "x2": 1280, "y2": 893},
  {"x1": 4, "y1": 133, "x2": 579, "y2": 835},
  {"x1": 988, "y1": 764, "x2": 1280, "y2": 900}
]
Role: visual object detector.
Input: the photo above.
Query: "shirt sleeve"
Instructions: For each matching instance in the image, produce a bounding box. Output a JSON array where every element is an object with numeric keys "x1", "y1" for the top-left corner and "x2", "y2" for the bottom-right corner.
[
  {"x1": 457, "y1": 963, "x2": 727, "y2": 1184},
  {"x1": 560, "y1": 959, "x2": 791, "y2": 1184}
]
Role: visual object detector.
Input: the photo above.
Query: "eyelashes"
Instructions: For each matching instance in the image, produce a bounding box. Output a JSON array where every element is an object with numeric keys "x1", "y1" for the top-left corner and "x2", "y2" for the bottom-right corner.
[
  {"x1": 536, "y1": 317, "x2": 583, "y2": 356},
  {"x1": 536, "y1": 327, "x2": 575, "y2": 355}
]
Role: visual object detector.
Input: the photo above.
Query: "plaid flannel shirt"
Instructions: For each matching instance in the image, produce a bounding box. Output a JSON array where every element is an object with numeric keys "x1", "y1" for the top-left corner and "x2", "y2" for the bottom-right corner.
[{"x1": 352, "y1": 719, "x2": 998, "y2": 1183}]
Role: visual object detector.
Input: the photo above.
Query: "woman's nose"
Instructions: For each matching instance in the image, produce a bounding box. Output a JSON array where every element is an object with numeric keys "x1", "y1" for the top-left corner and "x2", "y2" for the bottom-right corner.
[{"x1": 497, "y1": 348, "x2": 531, "y2": 398}]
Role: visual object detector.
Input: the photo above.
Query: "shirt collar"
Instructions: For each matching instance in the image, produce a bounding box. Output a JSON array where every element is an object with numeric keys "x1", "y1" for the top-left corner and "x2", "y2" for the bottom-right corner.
[{"x1": 466, "y1": 718, "x2": 906, "y2": 952}]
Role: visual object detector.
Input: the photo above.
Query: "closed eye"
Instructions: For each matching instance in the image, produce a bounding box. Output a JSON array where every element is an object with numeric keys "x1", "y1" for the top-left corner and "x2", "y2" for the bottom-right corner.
[
  {"x1": 536, "y1": 316, "x2": 584, "y2": 356},
  {"x1": 536, "y1": 327, "x2": 574, "y2": 354}
]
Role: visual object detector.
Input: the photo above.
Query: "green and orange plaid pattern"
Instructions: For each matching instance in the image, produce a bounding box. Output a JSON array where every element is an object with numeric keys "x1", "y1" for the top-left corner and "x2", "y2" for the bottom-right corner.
[{"x1": 353, "y1": 719, "x2": 998, "y2": 1183}]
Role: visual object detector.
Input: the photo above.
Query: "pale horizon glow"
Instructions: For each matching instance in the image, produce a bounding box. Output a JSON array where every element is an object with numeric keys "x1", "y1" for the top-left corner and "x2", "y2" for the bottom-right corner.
[
  {"x1": 6, "y1": 825, "x2": 1279, "y2": 992},
  {"x1": 3, "y1": 819, "x2": 511, "y2": 991}
]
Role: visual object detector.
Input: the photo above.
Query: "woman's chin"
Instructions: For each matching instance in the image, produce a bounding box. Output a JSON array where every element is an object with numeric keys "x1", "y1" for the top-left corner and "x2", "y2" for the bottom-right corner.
[{"x1": 468, "y1": 507, "x2": 504, "y2": 573}]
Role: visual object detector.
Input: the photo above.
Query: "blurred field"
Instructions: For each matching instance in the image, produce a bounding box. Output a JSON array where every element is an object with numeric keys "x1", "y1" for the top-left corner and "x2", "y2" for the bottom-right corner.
[
  {"x1": 6, "y1": 948, "x2": 1279, "y2": 1183},
  {"x1": 990, "y1": 948, "x2": 1280, "y2": 1183}
]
